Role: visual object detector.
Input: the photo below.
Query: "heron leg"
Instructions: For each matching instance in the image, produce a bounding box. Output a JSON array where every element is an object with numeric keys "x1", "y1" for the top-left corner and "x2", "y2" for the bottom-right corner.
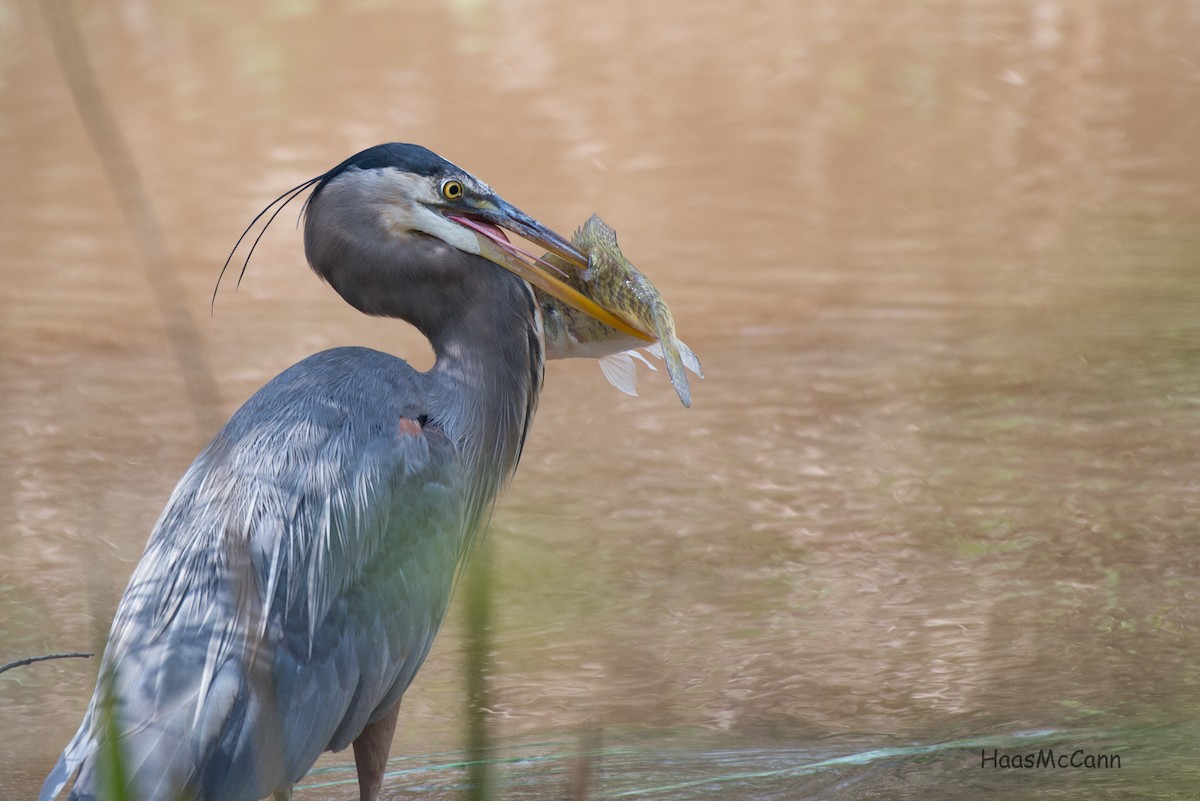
[
  {"x1": 272, "y1": 787, "x2": 293, "y2": 801},
  {"x1": 352, "y1": 699, "x2": 401, "y2": 801}
]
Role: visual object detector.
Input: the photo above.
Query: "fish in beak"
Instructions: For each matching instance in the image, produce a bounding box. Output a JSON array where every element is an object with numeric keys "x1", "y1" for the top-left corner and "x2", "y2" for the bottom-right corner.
[{"x1": 445, "y1": 196, "x2": 655, "y2": 342}]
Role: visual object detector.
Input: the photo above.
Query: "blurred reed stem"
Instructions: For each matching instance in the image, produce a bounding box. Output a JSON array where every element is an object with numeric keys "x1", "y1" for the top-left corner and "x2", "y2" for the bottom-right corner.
[
  {"x1": 39, "y1": 0, "x2": 223, "y2": 440},
  {"x1": 464, "y1": 538, "x2": 496, "y2": 801}
]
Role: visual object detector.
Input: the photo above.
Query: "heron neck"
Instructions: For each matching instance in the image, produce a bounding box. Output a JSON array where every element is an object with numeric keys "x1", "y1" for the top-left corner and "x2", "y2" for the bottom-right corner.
[{"x1": 426, "y1": 268, "x2": 544, "y2": 508}]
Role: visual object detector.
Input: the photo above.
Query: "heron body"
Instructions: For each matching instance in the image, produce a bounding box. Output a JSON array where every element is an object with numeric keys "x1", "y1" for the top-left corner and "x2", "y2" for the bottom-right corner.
[{"x1": 42, "y1": 144, "x2": 646, "y2": 801}]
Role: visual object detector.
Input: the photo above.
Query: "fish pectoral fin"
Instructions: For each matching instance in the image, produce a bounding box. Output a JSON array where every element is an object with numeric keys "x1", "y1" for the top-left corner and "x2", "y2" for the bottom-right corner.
[
  {"x1": 598, "y1": 352, "x2": 641, "y2": 396},
  {"x1": 628, "y1": 349, "x2": 658, "y2": 371}
]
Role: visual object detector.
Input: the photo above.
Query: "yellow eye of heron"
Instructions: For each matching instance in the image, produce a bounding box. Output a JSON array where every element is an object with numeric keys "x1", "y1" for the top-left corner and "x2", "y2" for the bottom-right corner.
[{"x1": 441, "y1": 180, "x2": 464, "y2": 201}]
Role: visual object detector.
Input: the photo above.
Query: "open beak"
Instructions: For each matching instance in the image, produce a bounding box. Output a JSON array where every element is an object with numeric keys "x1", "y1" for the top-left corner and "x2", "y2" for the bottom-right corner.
[{"x1": 447, "y1": 196, "x2": 654, "y2": 341}]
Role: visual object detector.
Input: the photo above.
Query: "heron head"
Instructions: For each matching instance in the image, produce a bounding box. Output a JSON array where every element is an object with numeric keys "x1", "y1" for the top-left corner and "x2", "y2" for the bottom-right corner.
[{"x1": 300, "y1": 143, "x2": 651, "y2": 340}]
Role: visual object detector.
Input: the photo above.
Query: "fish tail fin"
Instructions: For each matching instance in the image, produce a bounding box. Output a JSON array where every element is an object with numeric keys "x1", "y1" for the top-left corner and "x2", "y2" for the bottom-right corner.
[
  {"x1": 674, "y1": 339, "x2": 703, "y2": 378},
  {"x1": 652, "y1": 314, "x2": 693, "y2": 408},
  {"x1": 643, "y1": 339, "x2": 700, "y2": 376}
]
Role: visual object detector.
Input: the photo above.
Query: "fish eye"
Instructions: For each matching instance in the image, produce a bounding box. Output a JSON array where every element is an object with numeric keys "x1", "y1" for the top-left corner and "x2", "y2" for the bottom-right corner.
[{"x1": 441, "y1": 180, "x2": 464, "y2": 201}]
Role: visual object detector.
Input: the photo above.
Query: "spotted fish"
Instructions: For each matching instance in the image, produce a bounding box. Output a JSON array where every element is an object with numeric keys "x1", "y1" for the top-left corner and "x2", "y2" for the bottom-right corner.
[{"x1": 539, "y1": 214, "x2": 702, "y2": 407}]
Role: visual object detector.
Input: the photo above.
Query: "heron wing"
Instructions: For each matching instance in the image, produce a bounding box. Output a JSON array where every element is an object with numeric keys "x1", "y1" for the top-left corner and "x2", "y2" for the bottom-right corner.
[{"x1": 45, "y1": 348, "x2": 470, "y2": 801}]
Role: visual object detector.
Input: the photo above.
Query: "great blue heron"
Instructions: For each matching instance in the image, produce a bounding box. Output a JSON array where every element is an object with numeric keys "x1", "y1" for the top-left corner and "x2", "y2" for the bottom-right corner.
[{"x1": 41, "y1": 143, "x2": 651, "y2": 801}]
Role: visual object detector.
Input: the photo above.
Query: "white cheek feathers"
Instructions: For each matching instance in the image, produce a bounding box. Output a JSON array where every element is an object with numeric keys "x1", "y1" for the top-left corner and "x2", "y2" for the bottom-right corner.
[
  {"x1": 407, "y1": 205, "x2": 482, "y2": 256},
  {"x1": 370, "y1": 169, "x2": 482, "y2": 256}
]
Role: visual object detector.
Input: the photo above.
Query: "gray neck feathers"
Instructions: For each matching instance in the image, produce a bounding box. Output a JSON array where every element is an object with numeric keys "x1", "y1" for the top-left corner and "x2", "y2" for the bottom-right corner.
[{"x1": 303, "y1": 175, "x2": 545, "y2": 549}]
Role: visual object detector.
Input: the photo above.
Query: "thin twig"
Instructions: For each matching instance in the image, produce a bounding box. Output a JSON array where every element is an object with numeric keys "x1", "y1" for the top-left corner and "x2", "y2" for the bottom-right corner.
[{"x1": 0, "y1": 651, "x2": 93, "y2": 675}]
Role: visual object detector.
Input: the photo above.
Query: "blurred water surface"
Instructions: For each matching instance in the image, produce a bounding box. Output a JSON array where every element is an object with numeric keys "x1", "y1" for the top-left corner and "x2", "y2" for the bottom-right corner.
[{"x1": 2, "y1": 1, "x2": 1199, "y2": 798}]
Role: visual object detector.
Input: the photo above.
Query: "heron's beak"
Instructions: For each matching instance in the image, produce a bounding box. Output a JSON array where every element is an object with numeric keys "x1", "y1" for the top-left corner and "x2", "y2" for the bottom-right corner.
[{"x1": 447, "y1": 197, "x2": 654, "y2": 341}]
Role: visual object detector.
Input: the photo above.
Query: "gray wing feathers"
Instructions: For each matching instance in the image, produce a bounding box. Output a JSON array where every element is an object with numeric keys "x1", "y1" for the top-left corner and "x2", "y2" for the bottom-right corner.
[{"x1": 43, "y1": 348, "x2": 468, "y2": 801}]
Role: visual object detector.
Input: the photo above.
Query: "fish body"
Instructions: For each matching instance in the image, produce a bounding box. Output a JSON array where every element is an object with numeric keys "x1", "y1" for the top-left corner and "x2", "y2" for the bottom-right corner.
[{"x1": 540, "y1": 215, "x2": 702, "y2": 406}]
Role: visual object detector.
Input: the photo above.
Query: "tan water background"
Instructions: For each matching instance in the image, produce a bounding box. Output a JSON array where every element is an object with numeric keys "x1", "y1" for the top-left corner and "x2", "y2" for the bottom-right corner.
[{"x1": 2, "y1": 1, "x2": 1199, "y2": 798}]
